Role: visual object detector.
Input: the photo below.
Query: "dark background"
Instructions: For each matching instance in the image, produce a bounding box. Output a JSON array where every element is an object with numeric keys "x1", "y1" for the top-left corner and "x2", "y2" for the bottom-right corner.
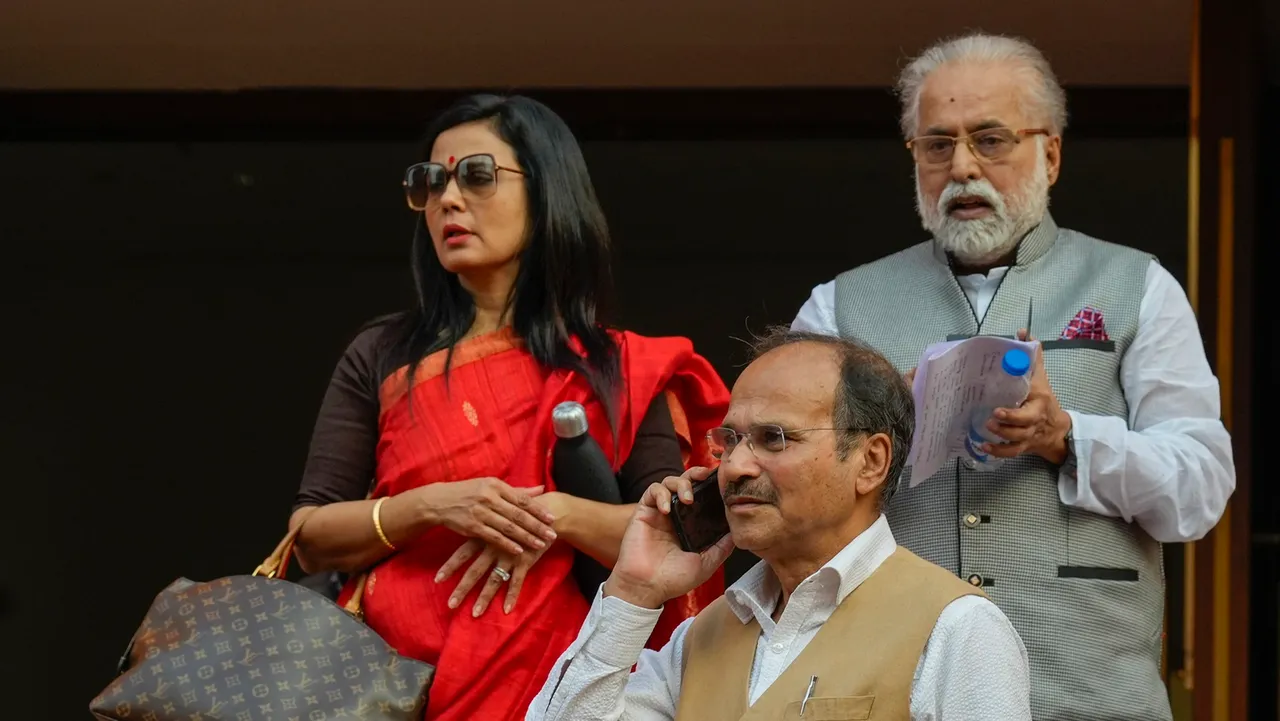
[
  {"x1": 2, "y1": 84, "x2": 1270, "y2": 719},
  {"x1": 1253, "y1": 82, "x2": 1279, "y2": 721}
]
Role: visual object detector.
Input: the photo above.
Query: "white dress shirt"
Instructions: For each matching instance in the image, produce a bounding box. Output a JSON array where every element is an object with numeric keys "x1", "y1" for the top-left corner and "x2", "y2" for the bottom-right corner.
[
  {"x1": 526, "y1": 515, "x2": 1031, "y2": 721},
  {"x1": 791, "y1": 258, "x2": 1235, "y2": 543}
]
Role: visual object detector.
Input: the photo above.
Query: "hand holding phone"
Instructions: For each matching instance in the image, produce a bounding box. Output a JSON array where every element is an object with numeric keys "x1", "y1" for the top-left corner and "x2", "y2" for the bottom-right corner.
[
  {"x1": 669, "y1": 469, "x2": 732, "y2": 553},
  {"x1": 603, "y1": 468, "x2": 735, "y2": 610}
]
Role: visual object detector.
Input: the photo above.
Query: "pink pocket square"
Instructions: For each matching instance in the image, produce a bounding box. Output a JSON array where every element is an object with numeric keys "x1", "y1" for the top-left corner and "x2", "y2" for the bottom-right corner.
[{"x1": 1060, "y1": 306, "x2": 1109, "y2": 341}]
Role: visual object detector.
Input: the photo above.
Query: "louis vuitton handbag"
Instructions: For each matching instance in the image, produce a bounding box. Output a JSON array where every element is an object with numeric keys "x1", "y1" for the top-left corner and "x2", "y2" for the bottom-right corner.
[{"x1": 89, "y1": 508, "x2": 435, "y2": 720}]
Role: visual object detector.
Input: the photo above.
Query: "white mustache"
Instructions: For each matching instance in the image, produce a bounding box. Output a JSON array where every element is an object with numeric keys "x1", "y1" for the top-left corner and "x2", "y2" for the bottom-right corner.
[{"x1": 937, "y1": 180, "x2": 1005, "y2": 216}]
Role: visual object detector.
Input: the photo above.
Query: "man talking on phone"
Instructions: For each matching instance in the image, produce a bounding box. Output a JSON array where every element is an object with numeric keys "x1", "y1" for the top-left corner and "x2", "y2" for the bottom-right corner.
[{"x1": 526, "y1": 328, "x2": 1031, "y2": 721}]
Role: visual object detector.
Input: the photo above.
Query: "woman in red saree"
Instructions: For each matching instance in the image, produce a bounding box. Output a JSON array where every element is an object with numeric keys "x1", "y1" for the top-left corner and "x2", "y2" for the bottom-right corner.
[{"x1": 289, "y1": 94, "x2": 729, "y2": 721}]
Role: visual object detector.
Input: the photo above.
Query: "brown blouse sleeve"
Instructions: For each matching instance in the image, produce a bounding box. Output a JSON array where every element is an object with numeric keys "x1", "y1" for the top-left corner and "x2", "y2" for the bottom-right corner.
[
  {"x1": 293, "y1": 325, "x2": 389, "y2": 510},
  {"x1": 617, "y1": 393, "x2": 686, "y2": 504}
]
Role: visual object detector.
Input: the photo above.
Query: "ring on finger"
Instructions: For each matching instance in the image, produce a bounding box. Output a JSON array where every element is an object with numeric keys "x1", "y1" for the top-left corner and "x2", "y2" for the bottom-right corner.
[{"x1": 491, "y1": 567, "x2": 512, "y2": 583}]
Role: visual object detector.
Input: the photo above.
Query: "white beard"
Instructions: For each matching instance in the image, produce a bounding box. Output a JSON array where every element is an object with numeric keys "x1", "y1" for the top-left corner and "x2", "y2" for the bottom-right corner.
[{"x1": 915, "y1": 149, "x2": 1051, "y2": 266}]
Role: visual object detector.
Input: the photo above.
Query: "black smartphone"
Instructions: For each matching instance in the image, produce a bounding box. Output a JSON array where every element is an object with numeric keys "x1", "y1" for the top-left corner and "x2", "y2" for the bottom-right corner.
[{"x1": 669, "y1": 470, "x2": 731, "y2": 553}]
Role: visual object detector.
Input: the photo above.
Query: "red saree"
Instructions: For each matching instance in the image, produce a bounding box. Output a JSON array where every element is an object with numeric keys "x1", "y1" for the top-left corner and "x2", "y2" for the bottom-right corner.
[{"x1": 341, "y1": 328, "x2": 729, "y2": 721}]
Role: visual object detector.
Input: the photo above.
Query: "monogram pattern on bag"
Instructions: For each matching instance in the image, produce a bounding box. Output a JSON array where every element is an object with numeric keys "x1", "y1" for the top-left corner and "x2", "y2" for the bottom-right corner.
[{"x1": 90, "y1": 576, "x2": 433, "y2": 721}]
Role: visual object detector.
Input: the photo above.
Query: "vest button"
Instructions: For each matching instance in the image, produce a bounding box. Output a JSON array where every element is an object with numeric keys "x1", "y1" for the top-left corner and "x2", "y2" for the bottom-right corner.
[
  {"x1": 962, "y1": 458, "x2": 977, "y2": 470},
  {"x1": 963, "y1": 513, "x2": 980, "y2": 528},
  {"x1": 770, "y1": 642, "x2": 785, "y2": 654},
  {"x1": 967, "y1": 573, "x2": 983, "y2": 587}
]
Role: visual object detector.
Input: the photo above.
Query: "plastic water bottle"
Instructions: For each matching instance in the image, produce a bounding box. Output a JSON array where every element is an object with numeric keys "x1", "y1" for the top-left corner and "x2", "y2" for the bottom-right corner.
[{"x1": 964, "y1": 348, "x2": 1033, "y2": 471}]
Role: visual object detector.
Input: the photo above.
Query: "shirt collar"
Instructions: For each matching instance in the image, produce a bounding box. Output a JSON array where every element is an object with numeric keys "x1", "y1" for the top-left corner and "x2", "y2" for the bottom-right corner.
[
  {"x1": 956, "y1": 265, "x2": 1010, "y2": 285},
  {"x1": 723, "y1": 514, "x2": 898, "y2": 625}
]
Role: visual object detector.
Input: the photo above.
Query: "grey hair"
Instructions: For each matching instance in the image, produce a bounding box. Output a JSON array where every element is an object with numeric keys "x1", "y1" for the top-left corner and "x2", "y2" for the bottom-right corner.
[
  {"x1": 895, "y1": 32, "x2": 1068, "y2": 140},
  {"x1": 749, "y1": 327, "x2": 915, "y2": 508}
]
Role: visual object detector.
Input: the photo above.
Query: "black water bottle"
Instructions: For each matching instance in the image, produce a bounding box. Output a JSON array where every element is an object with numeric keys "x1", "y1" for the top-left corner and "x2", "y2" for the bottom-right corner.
[
  {"x1": 551, "y1": 402, "x2": 622, "y2": 504},
  {"x1": 551, "y1": 401, "x2": 620, "y2": 597}
]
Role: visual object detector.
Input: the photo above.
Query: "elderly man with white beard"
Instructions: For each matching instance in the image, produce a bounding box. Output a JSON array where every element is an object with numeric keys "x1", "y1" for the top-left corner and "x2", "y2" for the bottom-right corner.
[{"x1": 791, "y1": 32, "x2": 1234, "y2": 721}]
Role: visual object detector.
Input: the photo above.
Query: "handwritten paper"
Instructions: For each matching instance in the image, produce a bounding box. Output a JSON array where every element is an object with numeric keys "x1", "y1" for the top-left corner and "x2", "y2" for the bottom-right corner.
[{"x1": 905, "y1": 336, "x2": 1038, "y2": 486}]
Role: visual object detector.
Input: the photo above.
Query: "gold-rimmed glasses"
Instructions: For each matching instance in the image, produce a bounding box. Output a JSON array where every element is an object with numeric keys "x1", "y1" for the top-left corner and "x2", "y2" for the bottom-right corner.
[{"x1": 906, "y1": 127, "x2": 1050, "y2": 166}]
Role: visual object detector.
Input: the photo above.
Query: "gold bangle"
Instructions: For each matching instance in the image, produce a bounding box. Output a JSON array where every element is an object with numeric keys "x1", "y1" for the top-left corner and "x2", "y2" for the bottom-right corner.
[{"x1": 373, "y1": 497, "x2": 397, "y2": 551}]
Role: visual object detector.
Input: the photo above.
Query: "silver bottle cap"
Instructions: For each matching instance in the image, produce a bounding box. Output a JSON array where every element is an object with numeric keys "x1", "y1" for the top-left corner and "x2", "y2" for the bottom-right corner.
[{"x1": 552, "y1": 401, "x2": 589, "y2": 438}]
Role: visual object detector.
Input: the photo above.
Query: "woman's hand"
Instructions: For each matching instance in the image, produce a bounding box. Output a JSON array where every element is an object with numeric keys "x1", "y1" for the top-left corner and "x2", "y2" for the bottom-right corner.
[
  {"x1": 533, "y1": 490, "x2": 571, "y2": 524},
  {"x1": 436, "y1": 539, "x2": 551, "y2": 616},
  {"x1": 434, "y1": 491, "x2": 566, "y2": 617},
  {"x1": 418, "y1": 478, "x2": 558, "y2": 556}
]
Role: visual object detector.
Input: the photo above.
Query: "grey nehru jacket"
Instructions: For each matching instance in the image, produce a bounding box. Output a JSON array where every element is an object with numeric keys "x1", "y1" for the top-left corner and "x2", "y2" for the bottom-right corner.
[{"x1": 832, "y1": 214, "x2": 1171, "y2": 721}]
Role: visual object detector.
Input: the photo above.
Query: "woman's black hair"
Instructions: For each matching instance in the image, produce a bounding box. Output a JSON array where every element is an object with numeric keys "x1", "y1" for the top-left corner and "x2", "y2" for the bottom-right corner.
[{"x1": 385, "y1": 93, "x2": 621, "y2": 425}]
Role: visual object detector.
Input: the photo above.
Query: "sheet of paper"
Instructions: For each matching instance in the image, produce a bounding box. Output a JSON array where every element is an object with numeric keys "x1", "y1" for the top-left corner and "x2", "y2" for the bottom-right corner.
[{"x1": 905, "y1": 336, "x2": 1038, "y2": 486}]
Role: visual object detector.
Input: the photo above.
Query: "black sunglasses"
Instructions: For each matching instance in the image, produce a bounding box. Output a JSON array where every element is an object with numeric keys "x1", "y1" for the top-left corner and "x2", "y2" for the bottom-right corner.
[{"x1": 402, "y1": 153, "x2": 526, "y2": 210}]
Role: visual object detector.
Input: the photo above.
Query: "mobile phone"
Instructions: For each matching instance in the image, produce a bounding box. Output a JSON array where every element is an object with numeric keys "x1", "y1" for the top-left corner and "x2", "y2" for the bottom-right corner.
[{"x1": 669, "y1": 470, "x2": 731, "y2": 553}]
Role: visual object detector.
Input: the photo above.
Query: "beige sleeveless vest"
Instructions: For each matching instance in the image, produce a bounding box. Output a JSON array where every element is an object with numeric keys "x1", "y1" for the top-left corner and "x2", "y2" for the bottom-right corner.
[{"x1": 676, "y1": 548, "x2": 982, "y2": 721}]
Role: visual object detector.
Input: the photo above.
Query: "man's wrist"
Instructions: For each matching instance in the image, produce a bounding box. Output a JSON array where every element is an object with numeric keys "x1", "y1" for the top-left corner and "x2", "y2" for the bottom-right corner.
[
  {"x1": 583, "y1": 585, "x2": 664, "y2": 669},
  {"x1": 1048, "y1": 410, "x2": 1074, "y2": 466},
  {"x1": 602, "y1": 575, "x2": 667, "y2": 610}
]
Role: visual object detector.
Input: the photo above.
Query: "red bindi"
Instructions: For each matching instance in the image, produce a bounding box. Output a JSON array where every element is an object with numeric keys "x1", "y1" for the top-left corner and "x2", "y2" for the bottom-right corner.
[{"x1": 448, "y1": 155, "x2": 455, "y2": 165}]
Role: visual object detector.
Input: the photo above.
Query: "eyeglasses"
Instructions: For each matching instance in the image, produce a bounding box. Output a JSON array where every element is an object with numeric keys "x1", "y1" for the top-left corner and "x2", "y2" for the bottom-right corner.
[
  {"x1": 906, "y1": 127, "x2": 1050, "y2": 166},
  {"x1": 403, "y1": 153, "x2": 526, "y2": 210},
  {"x1": 706, "y1": 425, "x2": 867, "y2": 459}
]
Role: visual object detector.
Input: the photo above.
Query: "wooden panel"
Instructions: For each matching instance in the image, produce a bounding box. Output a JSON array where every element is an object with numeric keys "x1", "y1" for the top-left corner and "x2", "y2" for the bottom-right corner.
[
  {"x1": 1185, "y1": 0, "x2": 1259, "y2": 718},
  {"x1": 1, "y1": 0, "x2": 1191, "y2": 88}
]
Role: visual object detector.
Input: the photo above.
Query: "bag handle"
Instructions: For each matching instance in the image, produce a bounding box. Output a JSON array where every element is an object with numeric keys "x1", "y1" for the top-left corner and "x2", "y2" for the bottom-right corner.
[
  {"x1": 343, "y1": 573, "x2": 370, "y2": 620},
  {"x1": 252, "y1": 505, "x2": 371, "y2": 620},
  {"x1": 253, "y1": 506, "x2": 316, "y2": 579}
]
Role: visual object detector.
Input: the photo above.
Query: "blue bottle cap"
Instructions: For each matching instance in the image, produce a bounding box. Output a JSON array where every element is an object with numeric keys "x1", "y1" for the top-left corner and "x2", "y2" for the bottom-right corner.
[{"x1": 1002, "y1": 348, "x2": 1032, "y2": 376}]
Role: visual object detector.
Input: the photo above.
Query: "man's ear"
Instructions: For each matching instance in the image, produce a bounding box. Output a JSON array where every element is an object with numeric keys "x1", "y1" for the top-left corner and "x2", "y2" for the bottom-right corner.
[
  {"x1": 1045, "y1": 134, "x2": 1063, "y2": 187},
  {"x1": 853, "y1": 432, "x2": 892, "y2": 499}
]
